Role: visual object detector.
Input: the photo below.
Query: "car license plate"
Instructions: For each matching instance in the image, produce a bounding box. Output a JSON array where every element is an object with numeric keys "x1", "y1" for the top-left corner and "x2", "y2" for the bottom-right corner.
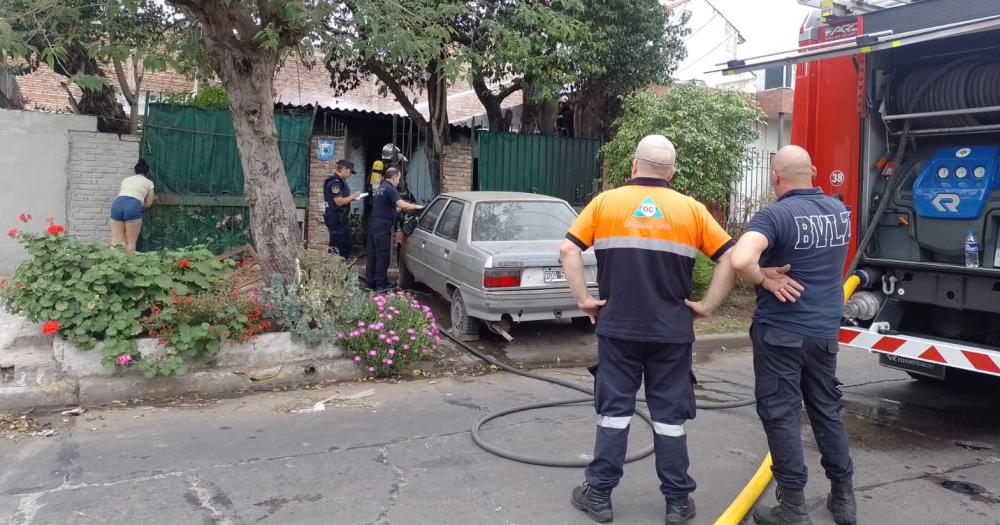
[
  {"x1": 878, "y1": 353, "x2": 946, "y2": 379},
  {"x1": 543, "y1": 267, "x2": 566, "y2": 283}
]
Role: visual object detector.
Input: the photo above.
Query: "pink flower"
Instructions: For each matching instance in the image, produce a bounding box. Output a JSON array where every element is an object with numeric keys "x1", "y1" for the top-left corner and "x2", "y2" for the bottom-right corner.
[
  {"x1": 368, "y1": 367, "x2": 376, "y2": 372},
  {"x1": 359, "y1": 328, "x2": 367, "y2": 334},
  {"x1": 402, "y1": 344, "x2": 409, "y2": 351},
  {"x1": 358, "y1": 321, "x2": 366, "y2": 327},
  {"x1": 6, "y1": 228, "x2": 18, "y2": 239},
  {"x1": 385, "y1": 359, "x2": 393, "y2": 366},
  {"x1": 388, "y1": 349, "x2": 396, "y2": 356},
  {"x1": 368, "y1": 350, "x2": 377, "y2": 356},
  {"x1": 386, "y1": 315, "x2": 394, "y2": 320},
  {"x1": 410, "y1": 335, "x2": 417, "y2": 341},
  {"x1": 117, "y1": 354, "x2": 133, "y2": 366},
  {"x1": 337, "y1": 332, "x2": 345, "y2": 339},
  {"x1": 45, "y1": 216, "x2": 54, "y2": 225},
  {"x1": 378, "y1": 334, "x2": 387, "y2": 341},
  {"x1": 353, "y1": 356, "x2": 362, "y2": 362},
  {"x1": 18, "y1": 213, "x2": 31, "y2": 223},
  {"x1": 407, "y1": 329, "x2": 415, "y2": 335}
]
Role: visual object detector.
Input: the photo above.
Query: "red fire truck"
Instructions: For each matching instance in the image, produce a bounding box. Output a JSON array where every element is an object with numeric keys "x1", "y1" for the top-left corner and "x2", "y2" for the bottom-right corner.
[{"x1": 718, "y1": 0, "x2": 1000, "y2": 381}]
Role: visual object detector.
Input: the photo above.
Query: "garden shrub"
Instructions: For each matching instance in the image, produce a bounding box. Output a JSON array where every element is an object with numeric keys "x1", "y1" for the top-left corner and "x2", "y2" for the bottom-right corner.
[
  {"x1": 265, "y1": 250, "x2": 367, "y2": 345},
  {"x1": 0, "y1": 215, "x2": 242, "y2": 374},
  {"x1": 339, "y1": 291, "x2": 441, "y2": 377},
  {"x1": 141, "y1": 288, "x2": 272, "y2": 377}
]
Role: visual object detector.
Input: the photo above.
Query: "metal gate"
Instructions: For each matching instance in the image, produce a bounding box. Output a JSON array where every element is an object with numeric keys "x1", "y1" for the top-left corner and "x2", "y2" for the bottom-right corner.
[{"x1": 476, "y1": 132, "x2": 600, "y2": 205}]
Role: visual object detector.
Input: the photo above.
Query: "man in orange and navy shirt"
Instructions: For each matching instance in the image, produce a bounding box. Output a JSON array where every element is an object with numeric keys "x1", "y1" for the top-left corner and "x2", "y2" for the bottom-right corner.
[{"x1": 560, "y1": 135, "x2": 737, "y2": 524}]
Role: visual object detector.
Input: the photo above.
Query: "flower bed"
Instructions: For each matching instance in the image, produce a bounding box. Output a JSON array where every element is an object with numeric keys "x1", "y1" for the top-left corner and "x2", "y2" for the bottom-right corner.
[{"x1": 2, "y1": 215, "x2": 439, "y2": 381}]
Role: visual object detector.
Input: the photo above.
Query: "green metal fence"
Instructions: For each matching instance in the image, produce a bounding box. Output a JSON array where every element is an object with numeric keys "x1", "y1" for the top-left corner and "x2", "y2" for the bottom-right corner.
[
  {"x1": 138, "y1": 103, "x2": 312, "y2": 252},
  {"x1": 477, "y1": 132, "x2": 601, "y2": 204}
]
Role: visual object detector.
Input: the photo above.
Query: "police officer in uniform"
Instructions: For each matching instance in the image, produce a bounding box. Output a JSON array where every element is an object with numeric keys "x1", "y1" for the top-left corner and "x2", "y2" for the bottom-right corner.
[
  {"x1": 366, "y1": 167, "x2": 423, "y2": 291},
  {"x1": 714, "y1": 145, "x2": 857, "y2": 525},
  {"x1": 561, "y1": 135, "x2": 741, "y2": 524},
  {"x1": 324, "y1": 159, "x2": 361, "y2": 259}
]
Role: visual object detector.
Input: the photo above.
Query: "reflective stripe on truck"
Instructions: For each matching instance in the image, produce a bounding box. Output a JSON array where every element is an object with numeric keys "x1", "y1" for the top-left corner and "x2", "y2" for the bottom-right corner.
[{"x1": 839, "y1": 327, "x2": 1000, "y2": 377}]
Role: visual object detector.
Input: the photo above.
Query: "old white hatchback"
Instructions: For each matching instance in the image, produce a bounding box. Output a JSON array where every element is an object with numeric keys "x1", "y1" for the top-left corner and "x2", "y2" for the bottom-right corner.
[{"x1": 399, "y1": 192, "x2": 599, "y2": 338}]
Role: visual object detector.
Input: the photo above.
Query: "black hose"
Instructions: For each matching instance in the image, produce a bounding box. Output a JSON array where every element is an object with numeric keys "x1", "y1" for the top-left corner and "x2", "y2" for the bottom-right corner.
[{"x1": 443, "y1": 330, "x2": 756, "y2": 468}]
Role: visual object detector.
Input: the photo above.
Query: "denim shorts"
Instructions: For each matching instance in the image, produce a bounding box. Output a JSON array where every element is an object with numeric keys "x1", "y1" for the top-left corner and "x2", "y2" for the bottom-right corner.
[{"x1": 110, "y1": 196, "x2": 144, "y2": 222}]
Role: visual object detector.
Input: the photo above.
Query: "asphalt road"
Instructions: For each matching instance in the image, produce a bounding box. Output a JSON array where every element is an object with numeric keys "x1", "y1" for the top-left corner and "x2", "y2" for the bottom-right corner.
[{"x1": 2, "y1": 341, "x2": 999, "y2": 525}]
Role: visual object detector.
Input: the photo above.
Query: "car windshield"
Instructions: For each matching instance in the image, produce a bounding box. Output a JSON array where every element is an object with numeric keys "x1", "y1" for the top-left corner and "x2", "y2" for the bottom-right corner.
[{"x1": 472, "y1": 201, "x2": 577, "y2": 242}]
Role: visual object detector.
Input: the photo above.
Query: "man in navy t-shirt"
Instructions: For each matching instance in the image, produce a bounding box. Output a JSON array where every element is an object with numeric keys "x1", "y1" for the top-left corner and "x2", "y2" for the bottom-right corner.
[
  {"x1": 729, "y1": 146, "x2": 856, "y2": 525},
  {"x1": 366, "y1": 168, "x2": 423, "y2": 291}
]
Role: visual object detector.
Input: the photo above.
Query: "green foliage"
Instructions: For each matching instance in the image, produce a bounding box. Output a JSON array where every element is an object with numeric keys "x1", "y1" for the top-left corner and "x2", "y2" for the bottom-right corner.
[
  {"x1": 692, "y1": 253, "x2": 715, "y2": 297},
  {"x1": 140, "y1": 287, "x2": 271, "y2": 378},
  {"x1": 264, "y1": 251, "x2": 367, "y2": 346},
  {"x1": 160, "y1": 85, "x2": 230, "y2": 111},
  {"x1": 574, "y1": 0, "x2": 689, "y2": 98},
  {"x1": 339, "y1": 292, "x2": 441, "y2": 378},
  {"x1": 601, "y1": 85, "x2": 765, "y2": 205},
  {"x1": 139, "y1": 205, "x2": 250, "y2": 254},
  {"x1": 1, "y1": 216, "x2": 234, "y2": 377}
]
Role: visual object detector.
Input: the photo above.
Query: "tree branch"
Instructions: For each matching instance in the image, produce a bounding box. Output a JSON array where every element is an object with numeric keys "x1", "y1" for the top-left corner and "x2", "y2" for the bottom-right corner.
[
  {"x1": 112, "y1": 57, "x2": 136, "y2": 105},
  {"x1": 59, "y1": 81, "x2": 80, "y2": 113},
  {"x1": 368, "y1": 61, "x2": 428, "y2": 130},
  {"x1": 497, "y1": 77, "x2": 523, "y2": 102}
]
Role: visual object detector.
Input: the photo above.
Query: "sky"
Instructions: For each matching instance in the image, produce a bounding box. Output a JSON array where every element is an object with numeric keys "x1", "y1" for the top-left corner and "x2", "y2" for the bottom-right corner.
[{"x1": 708, "y1": 0, "x2": 814, "y2": 57}]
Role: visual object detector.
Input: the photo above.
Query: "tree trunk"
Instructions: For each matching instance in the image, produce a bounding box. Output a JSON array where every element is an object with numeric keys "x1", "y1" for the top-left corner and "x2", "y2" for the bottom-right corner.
[
  {"x1": 539, "y1": 99, "x2": 559, "y2": 138},
  {"x1": 575, "y1": 77, "x2": 608, "y2": 141},
  {"x1": 520, "y1": 80, "x2": 541, "y2": 135},
  {"x1": 425, "y1": 60, "x2": 450, "y2": 196},
  {"x1": 470, "y1": 71, "x2": 504, "y2": 133},
  {"x1": 190, "y1": 13, "x2": 301, "y2": 281}
]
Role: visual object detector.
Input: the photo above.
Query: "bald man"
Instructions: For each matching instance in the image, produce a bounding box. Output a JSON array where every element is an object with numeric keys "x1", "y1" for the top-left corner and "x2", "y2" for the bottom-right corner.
[
  {"x1": 724, "y1": 145, "x2": 856, "y2": 525},
  {"x1": 562, "y1": 135, "x2": 741, "y2": 524}
]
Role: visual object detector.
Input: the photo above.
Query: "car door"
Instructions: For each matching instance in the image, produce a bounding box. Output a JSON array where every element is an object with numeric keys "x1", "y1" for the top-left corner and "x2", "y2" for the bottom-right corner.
[
  {"x1": 424, "y1": 199, "x2": 466, "y2": 294},
  {"x1": 404, "y1": 197, "x2": 448, "y2": 289}
]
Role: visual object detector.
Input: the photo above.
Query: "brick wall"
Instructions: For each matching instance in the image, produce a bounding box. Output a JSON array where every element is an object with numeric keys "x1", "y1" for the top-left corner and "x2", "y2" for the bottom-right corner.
[
  {"x1": 66, "y1": 132, "x2": 141, "y2": 240},
  {"x1": 306, "y1": 134, "x2": 347, "y2": 251},
  {"x1": 441, "y1": 142, "x2": 474, "y2": 193}
]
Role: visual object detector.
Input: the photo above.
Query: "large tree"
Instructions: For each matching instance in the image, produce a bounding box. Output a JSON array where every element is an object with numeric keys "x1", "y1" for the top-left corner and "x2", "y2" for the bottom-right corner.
[
  {"x1": 573, "y1": 0, "x2": 689, "y2": 141},
  {"x1": 0, "y1": 0, "x2": 133, "y2": 132},
  {"x1": 326, "y1": 1, "x2": 467, "y2": 196},
  {"x1": 454, "y1": 0, "x2": 586, "y2": 134},
  {"x1": 168, "y1": 0, "x2": 332, "y2": 281}
]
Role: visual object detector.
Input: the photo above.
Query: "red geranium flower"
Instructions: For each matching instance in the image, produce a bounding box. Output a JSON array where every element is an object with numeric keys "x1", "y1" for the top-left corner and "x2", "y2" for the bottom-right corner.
[
  {"x1": 42, "y1": 320, "x2": 60, "y2": 336},
  {"x1": 18, "y1": 213, "x2": 32, "y2": 223},
  {"x1": 0, "y1": 279, "x2": 6, "y2": 287},
  {"x1": 46, "y1": 224, "x2": 65, "y2": 235},
  {"x1": 178, "y1": 259, "x2": 191, "y2": 269},
  {"x1": 6, "y1": 229, "x2": 18, "y2": 239}
]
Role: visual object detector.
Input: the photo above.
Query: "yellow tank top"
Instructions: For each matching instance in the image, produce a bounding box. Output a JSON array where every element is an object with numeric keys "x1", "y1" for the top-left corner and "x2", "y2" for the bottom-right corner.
[{"x1": 118, "y1": 175, "x2": 154, "y2": 202}]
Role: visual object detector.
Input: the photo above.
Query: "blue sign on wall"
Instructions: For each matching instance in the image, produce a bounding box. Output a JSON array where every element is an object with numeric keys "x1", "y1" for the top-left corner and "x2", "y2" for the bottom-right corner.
[{"x1": 316, "y1": 140, "x2": 335, "y2": 161}]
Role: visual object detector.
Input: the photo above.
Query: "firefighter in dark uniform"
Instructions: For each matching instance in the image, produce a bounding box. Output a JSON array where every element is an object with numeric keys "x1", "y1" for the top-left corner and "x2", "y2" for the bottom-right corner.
[
  {"x1": 323, "y1": 159, "x2": 360, "y2": 259},
  {"x1": 560, "y1": 135, "x2": 740, "y2": 525},
  {"x1": 366, "y1": 167, "x2": 423, "y2": 291},
  {"x1": 719, "y1": 145, "x2": 857, "y2": 525}
]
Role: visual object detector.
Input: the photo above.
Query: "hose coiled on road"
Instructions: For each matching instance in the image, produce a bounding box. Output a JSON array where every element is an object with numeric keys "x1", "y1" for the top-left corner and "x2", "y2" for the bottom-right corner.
[{"x1": 442, "y1": 330, "x2": 755, "y2": 468}]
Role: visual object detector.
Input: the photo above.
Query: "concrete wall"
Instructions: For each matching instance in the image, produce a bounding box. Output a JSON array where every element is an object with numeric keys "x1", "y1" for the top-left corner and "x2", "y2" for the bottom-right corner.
[
  {"x1": 66, "y1": 132, "x2": 140, "y2": 241},
  {"x1": 0, "y1": 109, "x2": 97, "y2": 275}
]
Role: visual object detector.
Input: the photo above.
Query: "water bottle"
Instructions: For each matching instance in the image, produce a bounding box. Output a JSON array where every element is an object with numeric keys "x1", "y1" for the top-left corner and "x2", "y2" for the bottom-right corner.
[{"x1": 964, "y1": 229, "x2": 979, "y2": 268}]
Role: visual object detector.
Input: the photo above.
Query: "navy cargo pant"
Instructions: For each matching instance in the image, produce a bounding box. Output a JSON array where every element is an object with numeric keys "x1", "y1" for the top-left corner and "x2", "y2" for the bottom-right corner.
[
  {"x1": 325, "y1": 211, "x2": 353, "y2": 259},
  {"x1": 751, "y1": 322, "x2": 854, "y2": 491},
  {"x1": 365, "y1": 218, "x2": 393, "y2": 290},
  {"x1": 586, "y1": 335, "x2": 697, "y2": 503}
]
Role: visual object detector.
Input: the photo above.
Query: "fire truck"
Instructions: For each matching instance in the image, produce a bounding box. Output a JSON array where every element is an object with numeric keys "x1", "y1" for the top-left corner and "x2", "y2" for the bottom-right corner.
[{"x1": 717, "y1": 0, "x2": 1000, "y2": 381}]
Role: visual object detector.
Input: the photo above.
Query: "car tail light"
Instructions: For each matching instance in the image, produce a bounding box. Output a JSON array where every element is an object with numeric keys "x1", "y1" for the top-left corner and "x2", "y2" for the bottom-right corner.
[{"x1": 483, "y1": 269, "x2": 521, "y2": 288}]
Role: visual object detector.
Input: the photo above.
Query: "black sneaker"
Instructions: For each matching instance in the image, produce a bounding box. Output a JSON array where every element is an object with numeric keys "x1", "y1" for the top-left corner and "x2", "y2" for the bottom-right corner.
[
  {"x1": 665, "y1": 497, "x2": 696, "y2": 525},
  {"x1": 571, "y1": 482, "x2": 614, "y2": 523}
]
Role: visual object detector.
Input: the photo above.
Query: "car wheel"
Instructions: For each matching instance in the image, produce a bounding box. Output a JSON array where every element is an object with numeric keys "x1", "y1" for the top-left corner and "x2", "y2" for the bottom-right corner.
[
  {"x1": 571, "y1": 316, "x2": 596, "y2": 332},
  {"x1": 450, "y1": 288, "x2": 480, "y2": 337},
  {"x1": 397, "y1": 250, "x2": 415, "y2": 289}
]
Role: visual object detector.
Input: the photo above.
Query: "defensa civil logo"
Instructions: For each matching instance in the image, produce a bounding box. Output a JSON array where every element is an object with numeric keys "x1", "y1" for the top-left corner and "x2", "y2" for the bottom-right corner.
[{"x1": 633, "y1": 197, "x2": 664, "y2": 218}]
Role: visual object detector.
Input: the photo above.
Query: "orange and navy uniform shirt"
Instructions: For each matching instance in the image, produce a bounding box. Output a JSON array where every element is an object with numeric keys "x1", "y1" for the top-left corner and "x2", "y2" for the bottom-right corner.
[{"x1": 566, "y1": 178, "x2": 734, "y2": 343}]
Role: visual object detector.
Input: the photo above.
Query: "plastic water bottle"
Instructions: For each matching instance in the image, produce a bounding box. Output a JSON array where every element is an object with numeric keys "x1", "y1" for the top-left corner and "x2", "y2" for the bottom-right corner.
[{"x1": 964, "y1": 229, "x2": 979, "y2": 268}]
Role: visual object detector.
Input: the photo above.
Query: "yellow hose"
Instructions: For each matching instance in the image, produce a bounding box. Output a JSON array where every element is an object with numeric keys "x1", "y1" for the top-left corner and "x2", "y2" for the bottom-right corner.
[
  {"x1": 713, "y1": 276, "x2": 860, "y2": 524},
  {"x1": 843, "y1": 274, "x2": 861, "y2": 304},
  {"x1": 713, "y1": 453, "x2": 774, "y2": 525}
]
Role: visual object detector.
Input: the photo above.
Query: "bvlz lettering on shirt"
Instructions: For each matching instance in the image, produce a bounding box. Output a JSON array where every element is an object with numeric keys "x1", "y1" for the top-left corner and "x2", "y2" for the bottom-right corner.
[{"x1": 793, "y1": 212, "x2": 851, "y2": 249}]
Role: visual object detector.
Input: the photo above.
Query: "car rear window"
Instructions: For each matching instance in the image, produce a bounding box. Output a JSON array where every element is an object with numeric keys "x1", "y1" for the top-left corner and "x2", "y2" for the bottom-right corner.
[{"x1": 472, "y1": 201, "x2": 577, "y2": 242}]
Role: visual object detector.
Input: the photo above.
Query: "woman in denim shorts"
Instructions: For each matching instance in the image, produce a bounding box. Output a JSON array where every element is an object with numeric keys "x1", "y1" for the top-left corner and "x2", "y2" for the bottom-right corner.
[{"x1": 110, "y1": 159, "x2": 156, "y2": 254}]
